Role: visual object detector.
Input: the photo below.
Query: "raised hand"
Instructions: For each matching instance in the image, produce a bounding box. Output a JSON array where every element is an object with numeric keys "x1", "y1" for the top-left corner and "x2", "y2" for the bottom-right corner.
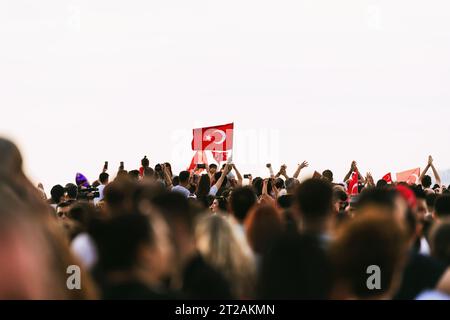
[{"x1": 299, "y1": 161, "x2": 309, "y2": 170}]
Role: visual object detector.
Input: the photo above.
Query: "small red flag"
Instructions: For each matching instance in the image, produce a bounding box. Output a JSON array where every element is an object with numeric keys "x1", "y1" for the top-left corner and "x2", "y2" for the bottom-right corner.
[
  {"x1": 382, "y1": 173, "x2": 392, "y2": 184},
  {"x1": 348, "y1": 171, "x2": 359, "y2": 195}
]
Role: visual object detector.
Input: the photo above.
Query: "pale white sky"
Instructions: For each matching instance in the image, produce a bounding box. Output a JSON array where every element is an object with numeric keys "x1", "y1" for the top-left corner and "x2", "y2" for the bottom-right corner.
[{"x1": 1, "y1": 0, "x2": 450, "y2": 189}]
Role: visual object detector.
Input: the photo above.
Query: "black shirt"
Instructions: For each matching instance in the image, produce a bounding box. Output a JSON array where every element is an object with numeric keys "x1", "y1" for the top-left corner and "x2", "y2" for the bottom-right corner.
[{"x1": 395, "y1": 252, "x2": 447, "y2": 300}]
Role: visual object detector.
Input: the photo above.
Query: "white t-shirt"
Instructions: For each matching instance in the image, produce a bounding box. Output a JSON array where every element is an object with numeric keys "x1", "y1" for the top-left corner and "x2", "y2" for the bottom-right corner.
[
  {"x1": 209, "y1": 185, "x2": 219, "y2": 196},
  {"x1": 71, "y1": 233, "x2": 98, "y2": 270},
  {"x1": 172, "y1": 185, "x2": 191, "y2": 198},
  {"x1": 94, "y1": 184, "x2": 106, "y2": 205}
]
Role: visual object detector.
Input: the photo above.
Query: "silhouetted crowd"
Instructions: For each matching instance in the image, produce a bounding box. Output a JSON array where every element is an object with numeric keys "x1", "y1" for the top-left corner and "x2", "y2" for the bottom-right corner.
[{"x1": 1, "y1": 137, "x2": 450, "y2": 300}]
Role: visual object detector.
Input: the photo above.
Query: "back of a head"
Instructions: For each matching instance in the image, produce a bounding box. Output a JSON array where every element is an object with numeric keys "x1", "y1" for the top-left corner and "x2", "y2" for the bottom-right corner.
[
  {"x1": 356, "y1": 187, "x2": 398, "y2": 213},
  {"x1": 179, "y1": 171, "x2": 190, "y2": 184},
  {"x1": 94, "y1": 214, "x2": 153, "y2": 273},
  {"x1": 196, "y1": 174, "x2": 211, "y2": 198},
  {"x1": 245, "y1": 205, "x2": 284, "y2": 256},
  {"x1": 295, "y1": 179, "x2": 333, "y2": 221},
  {"x1": 435, "y1": 195, "x2": 450, "y2": 219},
  {"x1": 151, "y1": 191, "x2": 193, "y2": 232},
  {"x1": 65, "y1": 183, "x2": 78, "y2": 200},
  {"x1": 330, "y1": 213, "x2": 408, "y2": 299},
  {"x1": 259, "y1": 234, "x2": 332, "y2": 299},
  {"x1": 0, "y1": 138, "x2": 23, "y2": 177},
  {"x1": 99, "y1": 172, "x2": 109, "y2": 184},
  {"x1": 430, "y1": 220, "x2": 450, "y2": 266},
  {"x1": 51, "y1": 185, "x2": 65, "y2": 204},
  {"x1": 422, "y1": 175, "x2": 432, "y2": 189},
  {"x1": 141, "y1": 156, "x2": 150, "y2": 168},
  {"x1": 103, "y1": 178, "x2": 138, "y2": 217},
  {"x1": 230, "y1": 186, "x2": 257, "y2": 223}
]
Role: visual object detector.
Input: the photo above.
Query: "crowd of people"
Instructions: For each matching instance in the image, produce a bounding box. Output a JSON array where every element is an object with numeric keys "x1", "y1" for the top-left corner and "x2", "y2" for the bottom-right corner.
[{"x1": 1, "y1": 137, "x2": 450, "y2": 300}]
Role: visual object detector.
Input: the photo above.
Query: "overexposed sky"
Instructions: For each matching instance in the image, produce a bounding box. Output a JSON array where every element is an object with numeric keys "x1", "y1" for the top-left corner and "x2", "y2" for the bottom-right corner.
[{"x1": 1, "y1": 0, "x2": 450, "y2": 189}]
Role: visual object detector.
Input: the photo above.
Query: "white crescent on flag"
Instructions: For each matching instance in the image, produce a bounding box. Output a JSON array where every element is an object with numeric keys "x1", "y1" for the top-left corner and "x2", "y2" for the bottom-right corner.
[{"x1": 212, "y1": 129, "x2": 226, "y2": 144}]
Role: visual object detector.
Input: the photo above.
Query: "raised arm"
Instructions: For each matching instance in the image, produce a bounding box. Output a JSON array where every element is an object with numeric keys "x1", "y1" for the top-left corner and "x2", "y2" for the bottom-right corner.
[
  {"x1": 213, "y1": 164, "x2": 232, "y2": 191},
  {"x1": 162, "y1": 164, "x2": 173, "y2": 189},
  {"x1": 232, "y1": 163, "x2": 243, "y2": 187},
  {"x1": 293, "y1": 161, "x2": 309, "y2": 179},
  {"x1": 429, "y1": 156, "x2": 442, "y2": 186}
]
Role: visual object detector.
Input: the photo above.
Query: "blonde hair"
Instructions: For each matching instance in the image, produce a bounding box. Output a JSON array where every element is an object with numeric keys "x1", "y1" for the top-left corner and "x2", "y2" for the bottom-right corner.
[{"x1": 196, "y1": 214, "x2": 256, "y2": 299}]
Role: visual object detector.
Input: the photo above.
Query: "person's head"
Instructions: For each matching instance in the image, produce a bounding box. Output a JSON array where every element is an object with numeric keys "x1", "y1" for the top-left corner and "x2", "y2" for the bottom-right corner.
[
  {"x1": 50, "y1": 185, "x2": 65, "y2": 205},
  {"x1": 429, "y1": 219, "x2": 450, "y2": 266},
  {"x1": 322, "y1": 170, "x2": 334, "y2": 183},
  {"x1": 178, "y1": 171, "x2": 190, "y2": 187},
  {"x1": 251, "y1": 177, "x2": 263, "y2": 197},
  {"x1": 196, "y1": 215, "x2": 256, "y2": 298},
  {"x1": 284, "y1": 178, "x2": 298, "y2": 195},
  {"x1": 333, "y1": 189, "x2": 348, "y2": 213},
  {"x1": 94, "y1": 213, "x2": 167, "y2": 282},
  {"x1": 128, "y1": 170, "x2": 140, "y2": 181},
  {"x1": 330, "y1": 213, "x2": 408, "y2": 300},
  {"x1": 259, "y1": 234, "x2": 332, "y2": 299},
  {"x1": 143, "y1": 167, "x2": 154, "y2": 180},
  {"x1": 275, "y1": 178, "x2": 285, "y2": 190},
  {"x1": 141, "y1": 156, "x2": 150, "y2": 168},
  {"x1": 103, "y1": 178, "x2": 138, "y2": 218},
  {"x1": 209, "y1": 164, "x2": 218, "y2": 175},
  {"x1": 210, "y1": 196, "x2": 228, "y2": 213},
  {"x1": 421, "y1": 175, "x2": 432, "y2": 189},
  {"x1": 230, "y1": 186, "x2": 257, "y2": 223},
  {"x1": 356, "y1": 187, "x2": 407, "y2": 226},
  {"x1": 151, "y1": 192, "x2": 196, "y2": 263},
  {"x1": 0, "y1": 185, "x2": 68, "y2": 299},
  {"x1": 99, "y1": 172, "x2": 109, "y2": 185},
  {"x1": 196, "y1": 174, "x2": 211, "y2": 199},
  {"x1": 426, "y1": 192, "x2": 437, "y2": 215},
  {"x1": 245, "y1": 205, "x2": 284, "y2": 256},
  {"x1": 65, "y1": 183, "x2": 78, "y2": 200},
  {"x1": 434, "y1": 195, "x2": 450, "y2": 220},
  {"x1": 376, "y1": 179, "x2": 388, "y2": 188},
  {"x1": 411, "y1": 185, "x2": 428, "y2": 222},
  {"x1": 294, "y1": 179, "x2": 333, "y2": 233}
]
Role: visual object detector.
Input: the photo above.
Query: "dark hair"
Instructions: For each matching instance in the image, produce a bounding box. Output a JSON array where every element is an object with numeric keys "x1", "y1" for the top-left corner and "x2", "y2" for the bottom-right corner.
[
  {"x1": 422, "y1": 175, "x2": 432, "y2": 189},
  {"x1": 275, "y1": 178, "x2": 285, "y2": 190},
  {"x1": 128, "y1": 170, "x2": 140, "y2": 180},
  {"x1": 51, "y1": 185, "x2": 65, "y2": 204},
  {"x1": 99, "y1": 172, "x2": 109, "y2": 184},
  {"x1": 179, "y1": 171, "x2": 190, "y2": 184},
  {"x1": 151, "y1": 191, "x2": 194, "y2": 232},
  {"x1": 95, "y1": 214, "x2": 154, "y2": 273},
  {"x1": 141, "y1": 156, "x2": 149, "y2": 168},
  {"x1": 103, "y1": 178, "x2": 138, "y2": 217},
  {"x1": 209, "y1": 164, "x2": 218, "y2": 170},
  {"x1": 214, "y1": 172, "x2": 228, "y2": 188},
  {"x1": 172, "y1": 176, "x2": 180, "y2": 186},
  {"x1": 411, "y1": 185, "x2": 426, "y2": 200},
  {"x1": 435, "y1": 195, "x2": 450, "y2": 219},
  {"x1": 230, "y1": 187, "x2": 257, "y2": 223},
  {"x1": 295, "y1": 179, "x2": 333, "y2": 221},
  {"x1": 322, "y1": 170, "x2": 333, "y2": 183},
  {"x1": 277, "y1": 194, "x2": 293, "y2": 209},
  {"x1": 426, "y1": 193, "x2": 438, "y2": 211},
  {"x1": 259, "y1": 234, "x2": 332, "y2": 299},
  {"x1": 65, "y1": 183, "x2": 78, "y2": 199},
  {"x1": 252, "y1": 177, "x2": 263, "y2": 197},
  {"x1": 430, "y1": 221, "x2": 450, "y2": 265},
  {"x1": 376, "y1": 179, "x2": 388, "y2": 188},
  {"x1": 357, "y1": 187, "x2": 399, "y2": 212},
  {"x1": 196, "y1": 175, "x2": 211, "y2": 198}
]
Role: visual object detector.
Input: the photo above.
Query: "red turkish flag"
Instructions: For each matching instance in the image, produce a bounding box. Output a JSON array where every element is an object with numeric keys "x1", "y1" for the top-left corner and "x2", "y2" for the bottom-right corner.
[
  {"x1": 187, "y1": 151, "x2": 208, "y2": 172},
  {"x1": 192, "y1": 123, "x2": 234, "y2": 152},
  {"x1": 212, "y1": 151, "x2": 228, "y2": 164},
  {"x1": 396, "y1": 168, "x2": 420, "y2": 185},
  {"x1": 348, "y1": 171, "x2": 359, "y2": 195},
  {"x1": 382, "y1": 173, "x2": 393, "y2": 184}
]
